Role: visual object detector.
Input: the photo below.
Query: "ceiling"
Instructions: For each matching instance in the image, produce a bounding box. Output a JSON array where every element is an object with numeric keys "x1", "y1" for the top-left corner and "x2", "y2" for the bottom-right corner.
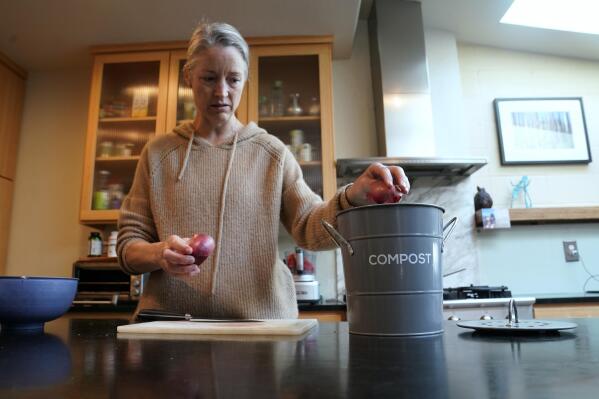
[
  {"x1": 417, "y1": 0, "x2": 599, "y2": 63},
  {"x1": 2, "y1": 0, "x2": 599, "y2": 72},
  {"x1": 0, "y1": 0, "x2": 360, "y2": 71}
]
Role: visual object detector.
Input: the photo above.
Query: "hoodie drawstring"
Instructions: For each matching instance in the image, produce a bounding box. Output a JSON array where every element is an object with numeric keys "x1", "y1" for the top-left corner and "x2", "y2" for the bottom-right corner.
[
  {"x1": 177, "y1": 129, "x2": 195, "y2": 181},
  {"x1": 210, "y1": 130, "x2": 240, "y2": 295}
]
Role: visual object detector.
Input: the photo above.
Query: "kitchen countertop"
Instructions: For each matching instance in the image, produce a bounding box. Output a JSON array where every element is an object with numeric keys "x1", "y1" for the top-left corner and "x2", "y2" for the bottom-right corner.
[
  {"x1": 524, "y1": 292, "x2": 599, "y2": 304},
  {"x1": 2, "y1": 316, "x2": 599, "y2": 398}
]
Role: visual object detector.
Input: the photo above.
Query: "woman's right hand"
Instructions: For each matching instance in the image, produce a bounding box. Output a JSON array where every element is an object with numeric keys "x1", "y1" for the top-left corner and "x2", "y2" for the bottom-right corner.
[{"x1": 156, "y1": 235, "x2": 200, "y2": 277}]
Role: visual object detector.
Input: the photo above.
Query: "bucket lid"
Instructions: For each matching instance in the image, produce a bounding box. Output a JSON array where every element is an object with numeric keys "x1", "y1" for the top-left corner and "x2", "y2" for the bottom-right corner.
[{"x1": 336, "y1": 202, "x2": 445, "y2": 217}]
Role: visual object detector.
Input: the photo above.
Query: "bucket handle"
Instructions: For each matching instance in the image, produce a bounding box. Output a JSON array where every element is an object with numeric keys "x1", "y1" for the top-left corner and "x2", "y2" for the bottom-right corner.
[
  {"x1": 443, "y1": 217, "x2": 458, "y2": 245},
  {"x1": 320, "y1": 220, "x2": 354, "y2": 256}
]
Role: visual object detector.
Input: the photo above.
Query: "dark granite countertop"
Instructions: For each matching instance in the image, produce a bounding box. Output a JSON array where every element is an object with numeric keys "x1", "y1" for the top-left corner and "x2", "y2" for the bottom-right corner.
[{"x1": 2, "y1": 316, "x2": 599, "y2": 398}]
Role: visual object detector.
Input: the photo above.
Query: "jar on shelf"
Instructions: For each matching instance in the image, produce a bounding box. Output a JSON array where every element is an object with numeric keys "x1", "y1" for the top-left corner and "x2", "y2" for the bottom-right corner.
[
  {"x1": 299, "y1": 143, "x2": 313, "y2": 162},
  {"x1": 115, "y1": 143, "x2": 133, "y2": 157},
  {"x1": 259, "y1": 95, "x2": 270, "y2": 117},
  {"x1": 92, "y1": 170, "x2": 110, "y2": 210},
  {"x1": 308, "y1": 97, "x2": 320, "y2": 116},
  {"x1": 108, "y1": 184, "x2": 125, "y2": 209},
  {"x1": 270, "y1": 80, "x2": 284, "y2": 117},
  {"x1": 286, "y1": 93, "x2": 303, "y2": 116},
  {"x1": 98, "y1": 141, "x2": 114, "y2": 157},
  {"x1": 289, "y1": 129, "x2": 305, "y2": 161},
  {"x1": 183, "y1": 102, "x2": 196, "y2": 120}
]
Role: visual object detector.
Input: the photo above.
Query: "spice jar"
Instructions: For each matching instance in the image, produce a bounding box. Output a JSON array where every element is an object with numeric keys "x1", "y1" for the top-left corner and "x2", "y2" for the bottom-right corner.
[
  {"x1": 98, "y1": 141, "x2": 114, "y2": 157},
  {"x1": 115, "y1": 143, "x2": 133, "y2": 157},
  {"x1": 108, "y1": 184, "x2": 124, "y2": 209}
]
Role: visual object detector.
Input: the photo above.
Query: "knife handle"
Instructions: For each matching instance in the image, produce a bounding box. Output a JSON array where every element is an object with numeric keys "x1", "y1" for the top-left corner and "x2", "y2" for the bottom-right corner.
[{"x1": 137, "y1": 308, "x2": 190, "y2": 322}]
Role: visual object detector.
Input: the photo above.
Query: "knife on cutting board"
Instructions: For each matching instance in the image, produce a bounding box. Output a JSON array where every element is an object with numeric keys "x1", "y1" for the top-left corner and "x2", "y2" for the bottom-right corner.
[{"x1": 136, "y1": 308, "x2": 264, "y2": 323}]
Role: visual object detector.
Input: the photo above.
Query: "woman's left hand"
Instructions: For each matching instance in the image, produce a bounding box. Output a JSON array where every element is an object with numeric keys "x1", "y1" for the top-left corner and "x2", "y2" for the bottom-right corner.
[{"x1": 346, "y1": 162, "x2": 410, "y2": 206}]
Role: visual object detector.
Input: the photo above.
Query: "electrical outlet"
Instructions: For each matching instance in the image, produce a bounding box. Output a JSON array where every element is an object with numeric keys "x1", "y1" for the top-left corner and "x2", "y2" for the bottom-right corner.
[{"x1": 563, "y1": 241, "x2": 580, "y2": 262}]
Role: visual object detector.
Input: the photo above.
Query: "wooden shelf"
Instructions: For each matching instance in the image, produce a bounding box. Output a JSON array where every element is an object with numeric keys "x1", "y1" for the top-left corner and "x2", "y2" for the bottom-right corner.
[
  {"x1": 299, "y1": 160, "x2": 321, "y2": 167},
  {"x1": 259, "y1": 115, "x2": 320, "y2": 122},
  {"x1": 476, "y1": 206, "x2": 599, "y2": 226},
  {"x1": 95, "y1": 155, "x2": 140, "y2": 162},
  {"x1": 509, "y1": 207, "x2": 599, "y2": 224},
  {"x1": 99, "y1": 116, "x2": 157, "y2": 123}
]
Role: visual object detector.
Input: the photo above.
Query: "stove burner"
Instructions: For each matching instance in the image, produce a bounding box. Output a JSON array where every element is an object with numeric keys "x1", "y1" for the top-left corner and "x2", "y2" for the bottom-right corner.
[{"x1": 443, "y1": 285, "x2": 512, "y2": 300}]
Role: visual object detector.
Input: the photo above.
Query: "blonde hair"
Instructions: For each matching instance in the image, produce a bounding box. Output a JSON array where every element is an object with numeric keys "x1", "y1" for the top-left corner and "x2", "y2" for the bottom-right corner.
[{"x1": 183, "y1": 21, "x2": 249, "y2": 85}]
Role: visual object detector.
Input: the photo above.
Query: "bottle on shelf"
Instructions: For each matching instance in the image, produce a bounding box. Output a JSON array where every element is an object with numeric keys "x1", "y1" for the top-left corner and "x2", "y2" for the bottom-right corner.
[
  {"x1": 88, "y1": 232, "x2": 103, "y2": 257},
  {"x1": 92, "y1": 170, "x2": 111, "y2": 210},
  {"x1": 107, "y1": 231, "x2": 118, "y2": 258},
  {"x1": 259, "y1": 95, "x2": 270, "y2": 117},
  {"x1": 270, "y1": 80, "x2": 285, "y2": 117},
  {"x1": 286, "y1": 93, "x2": 303, "y2": 116}
]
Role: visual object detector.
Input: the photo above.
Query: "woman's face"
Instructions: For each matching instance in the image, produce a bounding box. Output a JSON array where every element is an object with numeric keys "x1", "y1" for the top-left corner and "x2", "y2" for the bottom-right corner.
[{"x1": 188, "y1": 45, "x2": 247, "y2": 128}]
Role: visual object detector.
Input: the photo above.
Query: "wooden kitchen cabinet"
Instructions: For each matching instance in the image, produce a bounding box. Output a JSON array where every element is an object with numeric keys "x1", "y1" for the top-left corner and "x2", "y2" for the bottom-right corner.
[
  {"x1": 248, "y1": 37, "x2": 336, "y2": 200},
  {"x1": 80, "y1": 37, "x2": 335, "y2": 224},
  {"x1": 0, "y1": 53, "x2": 26, "y2": 274},
  {"x1": 299, "y1": 309, "x2": 346, "y2": 322},
  {"x1": 0, "y1": 177, "x2": 14, "y2": 274},
  {"x1": 0, "y1": 53, "x2": 26, "y2": 180},
  {"x1": 79, "y1": 51, "x2": 170, "y2": 224},
  {"x1": 534, "y1": 303, "x2": 599, "y2": 319}
]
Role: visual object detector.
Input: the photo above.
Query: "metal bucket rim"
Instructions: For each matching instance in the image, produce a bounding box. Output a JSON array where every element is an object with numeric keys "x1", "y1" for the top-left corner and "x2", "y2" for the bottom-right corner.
[{"x1": 337, "y1": 202, "x2": 445, "y2": 217}]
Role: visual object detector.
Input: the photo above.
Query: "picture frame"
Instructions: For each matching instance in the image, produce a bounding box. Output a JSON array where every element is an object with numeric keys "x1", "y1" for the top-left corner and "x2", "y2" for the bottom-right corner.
[{"x1": 493, "y1": 97, "x2": 592, "y2": 165}]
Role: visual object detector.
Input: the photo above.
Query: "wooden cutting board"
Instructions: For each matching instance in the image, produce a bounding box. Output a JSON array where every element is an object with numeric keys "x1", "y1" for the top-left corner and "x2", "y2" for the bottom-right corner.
[{"x1": 117, "y1": 319, "x2": 318, "y2": 336}]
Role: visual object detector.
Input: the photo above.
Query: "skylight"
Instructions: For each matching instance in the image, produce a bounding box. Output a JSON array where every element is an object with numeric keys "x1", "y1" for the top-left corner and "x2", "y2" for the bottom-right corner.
[{"x1": 500, "y1": 0, "x2": 599, "y2": 35}]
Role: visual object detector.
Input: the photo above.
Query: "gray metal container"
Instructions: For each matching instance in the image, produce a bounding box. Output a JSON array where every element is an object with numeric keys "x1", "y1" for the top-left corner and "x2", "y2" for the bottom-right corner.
[{"x1": 322, "y1": 203, "x2": 456, "y2": 336}]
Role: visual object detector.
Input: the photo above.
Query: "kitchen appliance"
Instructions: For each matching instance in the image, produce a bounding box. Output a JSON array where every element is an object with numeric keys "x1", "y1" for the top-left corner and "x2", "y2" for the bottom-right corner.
[
  {"x1": 285, "y1": 248, "x2": 320, "y2": 303},
  {"x1": 322, "y1": 203, "x2": 457, "y2": 336},
  {"x1": 443, "y1": 285, "x2": 535, "y2": 321},
  {"x1": 72, "y1": 258, "x2": 146, "y2": 307}
]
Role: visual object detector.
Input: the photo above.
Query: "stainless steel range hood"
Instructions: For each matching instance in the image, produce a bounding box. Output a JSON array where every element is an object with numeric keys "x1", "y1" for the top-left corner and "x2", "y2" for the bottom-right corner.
[{"x1": 336, "y1": 0, "x2": 486, "y2": 178}]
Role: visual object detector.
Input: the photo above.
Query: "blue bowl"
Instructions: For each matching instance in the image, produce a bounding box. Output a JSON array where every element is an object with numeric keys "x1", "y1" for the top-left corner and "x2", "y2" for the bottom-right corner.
[{"x1": 0, "y1": 276, "x2": 78, "y2": 332}]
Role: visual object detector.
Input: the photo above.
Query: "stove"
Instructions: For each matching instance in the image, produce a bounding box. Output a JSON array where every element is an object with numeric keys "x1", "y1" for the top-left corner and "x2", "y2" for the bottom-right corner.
[{"x1": 442, "y1": 285, "x2": 535, "y2": 321}]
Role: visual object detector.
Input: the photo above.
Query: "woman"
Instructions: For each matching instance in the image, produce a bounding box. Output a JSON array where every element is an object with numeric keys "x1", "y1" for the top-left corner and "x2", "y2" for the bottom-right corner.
[{"x1": 117, "y1": 21, "x2": 410, "y2": 319}]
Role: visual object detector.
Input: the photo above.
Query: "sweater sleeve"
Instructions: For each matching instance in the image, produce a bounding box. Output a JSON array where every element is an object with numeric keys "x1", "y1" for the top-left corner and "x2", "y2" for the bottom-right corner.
[
  {"x1": 116, "y1": 146, "x2": 159, "y2": 274},
  {"x1": 280, "y1": 147, "x2": 354, "y2": 251}
]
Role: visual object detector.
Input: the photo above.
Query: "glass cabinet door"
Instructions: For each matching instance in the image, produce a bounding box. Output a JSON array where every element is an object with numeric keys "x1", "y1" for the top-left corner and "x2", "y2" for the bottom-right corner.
[
  {"x1": 80, "y1": 52, "x2": 169, "y2": 223},
  {"x1": 248, "y1": 43, "x2": 335, "y2": 200}
]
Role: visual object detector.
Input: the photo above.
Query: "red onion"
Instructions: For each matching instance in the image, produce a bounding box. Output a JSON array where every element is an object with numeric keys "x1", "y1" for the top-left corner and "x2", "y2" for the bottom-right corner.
[{"x1": 189, "y1": 233, "x2": 215, "y2": 266}]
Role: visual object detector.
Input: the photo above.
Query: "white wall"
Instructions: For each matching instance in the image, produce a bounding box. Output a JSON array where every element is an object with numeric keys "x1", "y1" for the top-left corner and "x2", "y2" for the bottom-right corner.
[
  {"x1": 332, "y1": 20, "x2": 378, "y2": 159},
  {"x1": 459, "y1": 44, "x2": 599, "y2": 294},
  {"x1": 6, "y1": 68, "x2": 94, "y2": 277},
  {"x1": 460, "y1": 45, "x2": 599, "y2": 208}
]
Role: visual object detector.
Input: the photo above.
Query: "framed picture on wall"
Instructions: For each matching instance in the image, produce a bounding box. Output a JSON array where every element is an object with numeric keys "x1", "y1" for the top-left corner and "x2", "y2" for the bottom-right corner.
[{"x1": 493, "y1": 97, "x2": 592, "y2": 165}]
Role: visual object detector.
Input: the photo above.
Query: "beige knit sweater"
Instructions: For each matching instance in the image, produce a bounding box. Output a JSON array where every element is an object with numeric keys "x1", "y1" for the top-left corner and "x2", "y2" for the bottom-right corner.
[{"x1": 117, "y1": 122, "x2": 353, "y2": 319}]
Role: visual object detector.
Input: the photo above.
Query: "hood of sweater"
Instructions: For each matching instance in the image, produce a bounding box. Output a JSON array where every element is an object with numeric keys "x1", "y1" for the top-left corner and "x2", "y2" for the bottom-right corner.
[
  {"x1": 173, "y1": 121, "x2": 266, "y2": 148},
  {"x1": 171, "y1": 120, "x2": 267, "y2": 296}
]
